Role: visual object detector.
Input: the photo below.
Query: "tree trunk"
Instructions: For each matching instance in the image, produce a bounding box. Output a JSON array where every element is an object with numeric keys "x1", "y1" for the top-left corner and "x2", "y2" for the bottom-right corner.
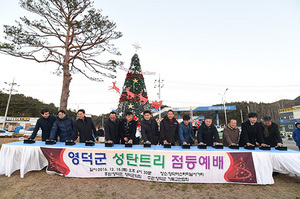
[
  {"x1": 60, "y1": 63, "x2": 72, "y2": 111},
  {"x1": 60, "y1": 27, "x2": 72, "y2": 111}
]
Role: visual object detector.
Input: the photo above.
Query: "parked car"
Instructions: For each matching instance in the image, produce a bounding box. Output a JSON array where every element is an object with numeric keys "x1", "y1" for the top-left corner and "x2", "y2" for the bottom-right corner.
[
  {"x1": 216, "y1": 125, "x2": 224, "y2": 133},
  {"x1": 0, "y1": 129, "x2": 13, "y2": 137},
  {"x1": 19, "y1": 126, "x2": 42, "y2": 137}
]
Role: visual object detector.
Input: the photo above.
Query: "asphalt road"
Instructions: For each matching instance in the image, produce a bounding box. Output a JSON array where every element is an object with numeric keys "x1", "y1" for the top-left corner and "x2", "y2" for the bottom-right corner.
[{"x1": 282, "y1": 137, "x2": 299, "y2": 151}]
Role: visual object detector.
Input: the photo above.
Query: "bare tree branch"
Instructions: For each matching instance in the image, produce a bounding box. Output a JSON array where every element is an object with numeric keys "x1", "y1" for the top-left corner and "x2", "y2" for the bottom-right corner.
[{"x1": 0, "y1": 0, "x2": 122, "y2": 110}]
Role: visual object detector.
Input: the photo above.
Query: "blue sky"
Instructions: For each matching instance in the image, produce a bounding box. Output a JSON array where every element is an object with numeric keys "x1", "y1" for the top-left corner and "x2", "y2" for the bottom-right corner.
[{"x1": 0, "y1": 0, "x2": 300, "y2": 115}]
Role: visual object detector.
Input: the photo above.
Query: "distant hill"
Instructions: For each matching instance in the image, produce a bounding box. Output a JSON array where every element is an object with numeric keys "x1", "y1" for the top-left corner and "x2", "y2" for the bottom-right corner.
[
  {"x1": 0, "y1": 91, "x2": 76, "y2": 118},
  {"x1": 294, "y1": 95, "x2": 300, "y2": 106},
  {"x1": 195, "y1": 98, "x2": 297, "y2": 126}
]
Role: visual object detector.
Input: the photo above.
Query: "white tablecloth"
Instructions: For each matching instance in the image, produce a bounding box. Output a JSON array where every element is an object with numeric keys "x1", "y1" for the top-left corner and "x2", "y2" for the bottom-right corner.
[
  {"x1": 1, "y1": 142, "x2": 300, "y2": 183},
  {"x1": 270, "y1": 153, "x2": 300, "y2": 176},
  {"x1": 0, "y1": 144, "x2": 48, "y2": 178}
]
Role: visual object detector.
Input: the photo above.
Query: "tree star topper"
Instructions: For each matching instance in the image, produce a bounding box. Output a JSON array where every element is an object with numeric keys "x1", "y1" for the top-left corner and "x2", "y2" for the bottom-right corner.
[{"x1": 132, "y1": 42, "x2": 141, "y2": 53}]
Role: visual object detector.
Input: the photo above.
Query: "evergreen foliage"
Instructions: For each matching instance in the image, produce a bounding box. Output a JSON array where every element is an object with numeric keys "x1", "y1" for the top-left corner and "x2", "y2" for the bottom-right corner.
[
  {"x1": 0, "y1": 0, "x2": 122, "y2": 110},
  {"x1": 116, "y1": 54, "x2": 151, "y2": 120},
  {"x1": 0, "y1": 91, "x2": 76, "y2": 118}
]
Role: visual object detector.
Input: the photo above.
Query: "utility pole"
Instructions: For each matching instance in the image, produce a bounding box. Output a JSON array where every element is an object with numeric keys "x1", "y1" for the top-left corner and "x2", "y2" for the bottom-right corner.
[
  {"x1": 190, "y1": 106, "x2": 193, "y2": 119},
  {"x1": 154, "y1": 74, "x2": 164, "y2": 120},
  {"x1": 219, "y1": 88, "x2": 228, "y2": 125},
  {"x1": 240, "y1": 109, "x2": 244, "y2": 123},
  {"x1": 101, "y1": 114, "x2": 104, "y2": 127},
  {"x1": 2, "y1": 77, "x2": 19, "y2": 137}
]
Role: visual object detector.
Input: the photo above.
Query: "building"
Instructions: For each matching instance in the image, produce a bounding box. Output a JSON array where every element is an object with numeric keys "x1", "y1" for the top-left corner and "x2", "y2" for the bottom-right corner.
[
  {"x1": 0, "y1": 116, "x2": 39, "y2": 131},
  {"x1": 153, "y1": 105, "x2": 236, "y2": 125},
  {"x1": 279, "y1": 106, "x2": 300, "y2": 132}
]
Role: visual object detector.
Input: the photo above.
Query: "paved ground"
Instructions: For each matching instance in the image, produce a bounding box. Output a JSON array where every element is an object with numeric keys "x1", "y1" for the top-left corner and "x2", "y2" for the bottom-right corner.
[{"x1": 282, "y1": 137, "x2": 299, "y2": 151}]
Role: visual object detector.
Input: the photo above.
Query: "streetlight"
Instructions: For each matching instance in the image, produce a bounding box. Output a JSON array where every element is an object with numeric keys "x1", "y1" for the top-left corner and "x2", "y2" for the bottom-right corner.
[{"x1": 220, "y1": 88, "x2": 228, "y2": 125}]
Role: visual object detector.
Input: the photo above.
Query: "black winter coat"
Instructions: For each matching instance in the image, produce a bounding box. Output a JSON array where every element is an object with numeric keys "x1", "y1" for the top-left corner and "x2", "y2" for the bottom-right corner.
[
  {"x1": 71, "y1": 117, "x2": 96, "y2": 143},
  {"x1": 120, "y1": 119, "x2": 138, "y2": 144},
  {"x1": 104, "y1": 118, "x2": 121, "y2": 144},
  {"x1": 141, "y1": 117, "x2": 159, "y2": 145},
  {"x1": 239, "y1": 120, "x2": 264, "y2": 146},
  {"x1": 197, "y1": 122, "x2": 220, "y2": 146},
  {"x1": 29, "y1": 115, "x2": 56, "y2": 141},
  {"x1": 257, "y1": 122, "x2": 282, "y2": 147},
  {"x1": 160, "y1": 117, "x2": 178, "y2": 145},
  {"x1": 96, "y1": 129, "x2": 104, "y2": 137}
]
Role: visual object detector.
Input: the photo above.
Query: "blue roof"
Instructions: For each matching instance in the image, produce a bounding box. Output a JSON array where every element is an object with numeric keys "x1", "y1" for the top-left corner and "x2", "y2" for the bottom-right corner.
[{"x1": 193, "y1": 106, "x2": 236, "y2": 111}]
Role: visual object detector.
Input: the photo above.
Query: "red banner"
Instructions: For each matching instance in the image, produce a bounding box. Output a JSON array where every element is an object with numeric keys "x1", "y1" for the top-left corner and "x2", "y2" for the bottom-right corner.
[
  {"x1": 225, "y1": 152, "x2": 257, "y2": 183},
  {"x1": 41, "y1": 147, "x2": 70, "y2": 176}
]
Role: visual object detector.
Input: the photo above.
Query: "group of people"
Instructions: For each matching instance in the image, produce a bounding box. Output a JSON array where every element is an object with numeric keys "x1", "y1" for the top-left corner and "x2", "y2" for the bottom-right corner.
[
  {"x1": 29, "y1": 108, "x2": 300, "y2": 151},
  {"x1": 105, "y1": 110, "x2": 288, "y2": 148},
  {"x1": 29, "y1": 109, "x2": 97, "y2": 143},
  {"x1": 105, "y1": 110, "x2": 292, "y2": 149}
]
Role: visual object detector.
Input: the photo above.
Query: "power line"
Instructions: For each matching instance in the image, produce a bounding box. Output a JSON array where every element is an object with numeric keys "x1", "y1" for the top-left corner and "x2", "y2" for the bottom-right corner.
[
  {"x1": 154, "y1": 74, "x2": 164, "y2": 120},
  {"x1": 166, "y1": 80, "x2": 300, "y2": 88}
]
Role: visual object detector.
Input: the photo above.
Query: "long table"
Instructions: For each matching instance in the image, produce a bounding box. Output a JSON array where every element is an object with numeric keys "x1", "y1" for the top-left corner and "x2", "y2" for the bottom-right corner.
[{"x1": 0, "y1": 141, "x2": 300, "y2": 185}]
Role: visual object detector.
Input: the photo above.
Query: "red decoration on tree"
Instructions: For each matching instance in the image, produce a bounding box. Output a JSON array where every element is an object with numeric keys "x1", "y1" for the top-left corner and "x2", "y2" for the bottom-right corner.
[
  {"x1": 116, "y1": 54, "x2": 151, "y2": 120},
  {"x1": 133, "y1": 116, "x2": 138, "y2": 121},
  {"x1": 108, "y1": 81, "x2": 120, "y2": 94},
  {"x1": 126, "y1": 87, "x2": 136, "y2": 99},
  {"x1": 151, "y1": 100, "x2": 163, "y2": 110},
  {"x1": 138, "y1": 91, "x2": 148, "y2": 104}
]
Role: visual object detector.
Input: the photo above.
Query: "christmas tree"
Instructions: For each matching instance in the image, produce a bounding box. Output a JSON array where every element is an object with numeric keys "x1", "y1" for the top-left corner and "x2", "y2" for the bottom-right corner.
[{"x1": 116, "y1": 53, "x2": 151, "y2": 120}]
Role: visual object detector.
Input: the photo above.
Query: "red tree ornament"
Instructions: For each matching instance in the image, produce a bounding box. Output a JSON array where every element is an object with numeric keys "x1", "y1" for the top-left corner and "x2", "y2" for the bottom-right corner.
[
  {"x1": 138, "y1": 91, "x2": 148, "y2": 104},
  {"x1": 133, "y1": 115, "x2": 138, "y2": 121},
  {"x1": 108, "y1": 81, "x2": 120, "y2": 94},
  {"x1": 126, "y1": 87, "x2": 136, "y2": 99},
  {"x1": 151, "y1": 100, "x2": 163, "y2": 110}
]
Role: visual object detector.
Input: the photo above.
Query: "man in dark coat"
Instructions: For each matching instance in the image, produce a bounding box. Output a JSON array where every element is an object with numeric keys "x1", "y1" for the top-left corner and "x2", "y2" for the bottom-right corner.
[
  {"x1": 71, "y1": 109, "x2": 97, "y2": 143},
  {"x1": 160, "y1": 110, "x2": 178, "y2": 145},
  {"x1": 239, "y1": 112, "x2": 265, "y2": 146},
  {"x1": 141, "y1": 110, "x2": 158, "y2": 145},
  {"x1": 49, "y1": 110, "x2": 74, "y2": 142},
  {"x1": 197, "y1": 117, "x2": 220, "y2": 146},
  {"x1": 105, "y1": 111, "x2": 121, "y2": 144},
  {"x1": 29, "y1": 109, "x2": 56, "y2": 141},
  {"x1": 120, "y1": 111, "x2": 138, "y2": 144},
  {"x1": 258, "y1": 116, "x2": 283, "y2": 147}
]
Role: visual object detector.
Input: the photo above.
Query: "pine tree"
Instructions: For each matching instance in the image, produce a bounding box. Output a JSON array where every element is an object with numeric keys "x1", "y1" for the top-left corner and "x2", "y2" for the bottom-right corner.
[
  {"x1": 116, "y1": 54, "x2": 151, "y2": 120},
  {"x1": 0, "y1": 0, "x2": 122, "y2": 111}
]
